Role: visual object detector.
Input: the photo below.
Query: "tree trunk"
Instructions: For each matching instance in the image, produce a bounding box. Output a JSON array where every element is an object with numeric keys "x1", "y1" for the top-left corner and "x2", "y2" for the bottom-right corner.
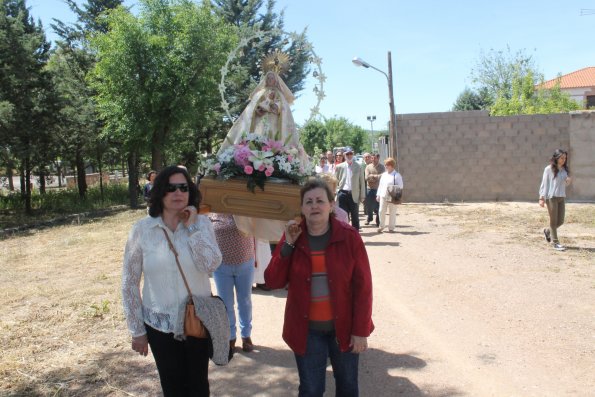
[
  {"x1": 25, "y1": 157, "x2": 32, "y2": 215},
  {"x1": 151, "y1": 126, "x2": 168, "y2": 171},
  {"x1": 75, "y1": 149, "x2": 87, "y2": 199},
  {"x1": 39, "y1": 169, "x2": 46, "y2": 194},
  {"x1": 127, "y1": 151, "x2": 139, "y2": 208},
  {"x1": 19, "y1": 163, "x2": 25, "y2": 198},
  {"x1": 7, "y1": 160, "x2": 14, "y2": 191},
  {"x1": 97, "y1": 153, "x2": 104, "y2": 202}
]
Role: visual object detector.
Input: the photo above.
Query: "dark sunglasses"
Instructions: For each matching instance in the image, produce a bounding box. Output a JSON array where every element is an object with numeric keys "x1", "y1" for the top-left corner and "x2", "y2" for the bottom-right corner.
[{"x1": 166, "y1": 183, "x2": 189, "y2": 193}]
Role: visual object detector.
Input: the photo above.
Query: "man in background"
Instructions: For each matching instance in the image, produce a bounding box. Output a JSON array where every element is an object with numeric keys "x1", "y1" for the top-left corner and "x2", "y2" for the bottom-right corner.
[{"x1": 335, "y1": 147, "x2": 365, "y2": 230}]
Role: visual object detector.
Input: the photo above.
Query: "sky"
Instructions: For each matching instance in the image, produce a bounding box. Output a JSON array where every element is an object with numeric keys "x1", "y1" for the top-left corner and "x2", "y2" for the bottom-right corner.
[{"x1": 29, "y1": 0, "x2": 595, "y2": 131}]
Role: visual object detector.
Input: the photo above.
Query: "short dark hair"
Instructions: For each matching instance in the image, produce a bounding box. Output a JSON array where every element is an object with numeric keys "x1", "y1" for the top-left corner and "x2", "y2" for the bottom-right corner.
[
  {"x1": 300, "y1": 178, "x2": 335, "y2": 204},
  {"x1": 148, "y1": 166, "x2": 200, "y2": 217}
]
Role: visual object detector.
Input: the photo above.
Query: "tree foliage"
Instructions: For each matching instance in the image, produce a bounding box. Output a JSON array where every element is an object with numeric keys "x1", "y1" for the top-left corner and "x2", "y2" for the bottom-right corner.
[
  {"x1": 48, "y1": 0, "x2": 124, "y2": 199},
  {"x1": 455, "y1": 46, "x2": 580, "y2": 115},
  {"x1": 300, "y1": 117, "x2": 369, "y2": 154},
  {"x1": 470, "y1": 46, "x2": 538, "y2": 101},
  {"x1": 91, "y1": 0, "x2": 236, "y2": 170},
  {"x1": 212, "y1": 0, "x2": 311, "y2": 118},
  {"x1": 0, "y1": 0, "x2": 56, "y2": 212},
  {"x1": 490, "y1": 72, "x2": 580, "y2": 116},
  {"x1": 452, "y1": 87, "x2": 492, "y2": 111}
]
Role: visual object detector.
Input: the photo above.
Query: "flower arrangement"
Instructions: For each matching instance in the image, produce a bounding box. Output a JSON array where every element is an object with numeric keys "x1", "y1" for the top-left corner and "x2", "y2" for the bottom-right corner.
[{"x1": 205, "y1": 133, "x2": 313, "y2": 192}]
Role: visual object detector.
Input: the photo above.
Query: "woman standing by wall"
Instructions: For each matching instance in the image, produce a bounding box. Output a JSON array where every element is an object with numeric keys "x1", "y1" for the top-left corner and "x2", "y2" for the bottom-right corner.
[
  {"x1": 376, "y1": 157, "x2": 404, "y2": 233},
  {"x1": 539, "y1": 149, "x2": 572, "y2": 251}
]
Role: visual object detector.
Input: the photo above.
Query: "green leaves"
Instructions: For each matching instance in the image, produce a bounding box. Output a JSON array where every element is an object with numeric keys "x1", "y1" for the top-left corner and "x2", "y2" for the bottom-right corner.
[{"x1": 90, "y1": 0, "x2": 236, "y2": 169}]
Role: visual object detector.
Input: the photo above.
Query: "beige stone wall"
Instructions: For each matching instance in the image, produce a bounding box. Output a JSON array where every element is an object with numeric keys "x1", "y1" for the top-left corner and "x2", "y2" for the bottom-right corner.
[
  {"x1": 396, "y1": 110, "x2": 594, "y2": 202},
  {"x1": 568, "y1": 111, "x2": 595, "y2": 201}
]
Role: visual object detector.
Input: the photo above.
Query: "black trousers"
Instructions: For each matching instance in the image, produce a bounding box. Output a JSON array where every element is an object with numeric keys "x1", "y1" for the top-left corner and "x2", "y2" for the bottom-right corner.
[
  {"x1": 338, "y1": 190, "x2": 360, "y2": 229},
  {"x1": 146, "y1": 324, "x2": 210, "y2": 397}
]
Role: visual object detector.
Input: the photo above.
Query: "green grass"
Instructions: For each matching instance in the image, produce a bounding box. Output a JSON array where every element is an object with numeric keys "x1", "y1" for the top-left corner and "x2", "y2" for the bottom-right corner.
[{"x1": 0, "y1": 184, "x2": 132, "y2": 229}]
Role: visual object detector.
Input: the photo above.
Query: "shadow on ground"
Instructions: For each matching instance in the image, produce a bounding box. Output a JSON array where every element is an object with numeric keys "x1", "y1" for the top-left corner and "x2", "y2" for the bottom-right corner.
[{"x1": 565, "y1": 246, "x2": 595, "y2": 252}]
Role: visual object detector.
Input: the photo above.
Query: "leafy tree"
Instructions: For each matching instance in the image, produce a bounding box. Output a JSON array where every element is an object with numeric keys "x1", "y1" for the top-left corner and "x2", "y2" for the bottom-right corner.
[
  {"x1": 91, "y1": 0, "x2": 236, "y2": 205},
  {"x1": 0, "y1": 0, "x2": 56, "y2": 213},
  {"x1": 212, "y1": 0, "x2": 311, "y2": 118},
  {"x1": 300, "y1": 119, "x2": 326, "y2": 154},
  {"x1": 300, "y1": 117, "x2": 368, "y2": 155},
  {"x1": 490, "y1": 71, "x2": 580, "y2": 116},
  {"x1": 49, "y1": 0, "x2": 123, "y2": 199},
  {"x1": 470, "y1": 46, "x2": 538, "y2": 102},
  {"x1": 452, "y1": 87, "x2": 492, "y2": 111}
]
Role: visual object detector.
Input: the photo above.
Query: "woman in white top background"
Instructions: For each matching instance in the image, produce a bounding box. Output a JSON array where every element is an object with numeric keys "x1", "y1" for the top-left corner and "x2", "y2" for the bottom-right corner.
[
  {"x1": 376, "y1": 157, "x2": 404, "y2": 233},
  {"x1": 539, "y1": 149, "x2": 572, "y2": 251},
  {"x1": 122, "y1": 166, "x2": 222, "y2": 395}
]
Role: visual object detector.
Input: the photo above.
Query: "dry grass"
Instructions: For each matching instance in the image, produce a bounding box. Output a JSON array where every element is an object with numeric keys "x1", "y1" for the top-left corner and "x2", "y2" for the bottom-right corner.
[
  {"x1": 407, "y1": 202, "x2": 594, "y2": 249},
  {"x1": 0, "y1": 209, "x2": 154, "y2": 396},
  {"x1": 1, "y1": 203, "x2": 593, "y2": 395}
]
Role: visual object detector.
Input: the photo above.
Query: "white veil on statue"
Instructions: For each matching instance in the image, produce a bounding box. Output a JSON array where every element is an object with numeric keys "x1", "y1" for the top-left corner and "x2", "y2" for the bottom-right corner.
[{"x1": 219, "y1": 71, "x2": 300, "y2": 151}]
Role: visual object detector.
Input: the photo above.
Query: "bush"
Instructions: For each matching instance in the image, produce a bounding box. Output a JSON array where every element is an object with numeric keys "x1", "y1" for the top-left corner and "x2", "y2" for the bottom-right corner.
[{"x1": 0, "y1": 184, "x2": 130, "y2": 213}]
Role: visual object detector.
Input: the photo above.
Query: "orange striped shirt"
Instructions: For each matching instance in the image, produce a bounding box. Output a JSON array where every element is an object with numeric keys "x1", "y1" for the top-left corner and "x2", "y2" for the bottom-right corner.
[{"x1": 309, "y1": 250, "x2": 333, "y2": 321}]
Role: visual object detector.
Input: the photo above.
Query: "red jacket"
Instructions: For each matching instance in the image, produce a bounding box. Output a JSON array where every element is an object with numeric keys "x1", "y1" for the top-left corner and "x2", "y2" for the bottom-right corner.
[{"x1": 265, "y1": 217, "x2": 374, "y2": 355}]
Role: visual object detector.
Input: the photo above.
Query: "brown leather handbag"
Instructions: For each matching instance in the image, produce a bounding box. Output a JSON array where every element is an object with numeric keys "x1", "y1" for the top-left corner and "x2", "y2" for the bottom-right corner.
[{"x1": 162, "y1": 228, "x2": 208, "y2": 339}]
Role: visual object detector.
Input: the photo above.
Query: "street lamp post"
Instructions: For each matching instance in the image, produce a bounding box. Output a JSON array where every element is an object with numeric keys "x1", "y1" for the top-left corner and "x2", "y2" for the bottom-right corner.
[
  {"x1": 367, "y1": 115, "x2": 376, "y2": 152},
  {"x1": 353, "y1": 52, "x2": 397, "y2": 164},
  {"x1": 367, "y1": 115, "x2": 376, "y2": 132}
]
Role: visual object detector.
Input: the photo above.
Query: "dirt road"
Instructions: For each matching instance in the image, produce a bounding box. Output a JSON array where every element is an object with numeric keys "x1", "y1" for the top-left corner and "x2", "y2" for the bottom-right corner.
[
  {"x1": 211, "y1": 202, "x2": 594, "y2": 397},
  {"x1": 1, "y1": 202, "x2": 593, "y2": 396}
]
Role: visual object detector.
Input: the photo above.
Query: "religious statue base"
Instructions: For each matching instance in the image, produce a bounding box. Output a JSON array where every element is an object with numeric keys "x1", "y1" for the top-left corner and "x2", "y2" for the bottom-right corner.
[{"x1": 199, "y1": 176, "x2": 301, "y2": 221}]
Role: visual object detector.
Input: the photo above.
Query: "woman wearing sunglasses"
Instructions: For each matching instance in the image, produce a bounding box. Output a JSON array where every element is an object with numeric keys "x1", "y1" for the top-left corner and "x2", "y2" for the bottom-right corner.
[{"x1": 122, "y1": 165, "x2": 222, "y2": 396}]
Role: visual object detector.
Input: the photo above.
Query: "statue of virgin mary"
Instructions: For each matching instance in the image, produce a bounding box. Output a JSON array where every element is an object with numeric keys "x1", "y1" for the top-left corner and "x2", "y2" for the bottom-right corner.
[
  {"x1": 217, "y1": 52, "x2": 308, "y2": 241},
  {"x1": 220, "y1": 70, "x2": 299, "y2": 150}
]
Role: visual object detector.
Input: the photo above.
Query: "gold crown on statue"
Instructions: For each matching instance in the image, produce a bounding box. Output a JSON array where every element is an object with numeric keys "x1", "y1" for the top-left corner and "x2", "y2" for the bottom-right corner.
[{"x1": 262, "y1": 50, "x2": 291, "y2": 74}]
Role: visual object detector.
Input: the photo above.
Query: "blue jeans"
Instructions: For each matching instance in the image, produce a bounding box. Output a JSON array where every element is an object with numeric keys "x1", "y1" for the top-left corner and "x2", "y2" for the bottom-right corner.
[
  {"x1": 213, "y1": 259, "x2": 254, "y2": 340},
  {"x1": 365, "y1": 188, "x2": 379, "y2": 224},
  {"x1": 338, "y1": 190, "x2": 360, "y2": 230},
  {"x1": 294, "y1": 329, "x2": 359, "y2": 397}
]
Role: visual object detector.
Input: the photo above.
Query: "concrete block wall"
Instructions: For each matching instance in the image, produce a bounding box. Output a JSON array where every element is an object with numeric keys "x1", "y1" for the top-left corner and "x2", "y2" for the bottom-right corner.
[
  {"x1": 396, "y1": 110, "x2": 593, "y2": 202},
  {"x1": 569, "y1": 111, "x2": 595, "y2": 201}
]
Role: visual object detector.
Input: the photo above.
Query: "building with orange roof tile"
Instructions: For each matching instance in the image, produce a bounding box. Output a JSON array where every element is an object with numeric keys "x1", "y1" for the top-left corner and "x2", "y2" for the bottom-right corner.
[{"x1": 540, "y1": 67, "x2": 595, "y2": 108}]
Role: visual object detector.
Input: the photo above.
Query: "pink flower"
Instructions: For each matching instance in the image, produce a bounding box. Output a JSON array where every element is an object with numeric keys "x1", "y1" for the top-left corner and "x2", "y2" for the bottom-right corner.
[
  {"x1": 265, "y1": 166, "x2": 274, "y2": 177},
  {"x1": 213, "y1": 163, "x2": 221, "y2": 173},
  {"x1": 265, "y1": 139, "x2": 284, "y2": 152},
  {"x1": 258, "y1": 164, "x2": 265, "y2": 172},
  {"x1": 244, "y1": 165, "x2": 254, "y2": 175},
  {"x1": 234, "y1": 145, "x2": 252, "y2": 167},
  {"x1": 287, "y1": 155, "x2": 293, "y2": 162}
]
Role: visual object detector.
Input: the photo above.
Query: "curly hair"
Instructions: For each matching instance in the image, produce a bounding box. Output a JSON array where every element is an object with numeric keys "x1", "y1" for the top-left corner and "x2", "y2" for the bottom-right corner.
[
  {"x1": 148, "y1": 166, "x2": 200, "y2": 217},
  {"x1": 549, "y1": 149, "x2": 569, "y2": 178}
]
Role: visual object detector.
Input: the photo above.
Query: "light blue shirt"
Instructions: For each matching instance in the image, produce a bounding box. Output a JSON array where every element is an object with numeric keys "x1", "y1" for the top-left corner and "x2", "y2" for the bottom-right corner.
[{"x1": 539, "y1": 165, "x2": 568, "y2": 199}]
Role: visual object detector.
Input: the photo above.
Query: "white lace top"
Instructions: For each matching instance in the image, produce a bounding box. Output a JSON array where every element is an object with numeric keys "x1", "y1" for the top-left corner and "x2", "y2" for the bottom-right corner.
[{"x1": 121, "y1": 215, "x2": 222, "y2": 337}]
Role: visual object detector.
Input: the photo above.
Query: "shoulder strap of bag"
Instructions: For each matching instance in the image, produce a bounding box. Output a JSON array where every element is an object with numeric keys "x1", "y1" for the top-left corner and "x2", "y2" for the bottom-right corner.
[{"x1": 161, "y1": 227, "x2": 193, "y2": 299}]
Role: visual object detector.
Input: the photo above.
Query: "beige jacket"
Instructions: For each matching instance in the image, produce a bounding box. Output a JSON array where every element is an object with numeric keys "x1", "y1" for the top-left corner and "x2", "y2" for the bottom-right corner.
[{"x1": 335, "y1": 161, "x2": 365, "y2": 202}]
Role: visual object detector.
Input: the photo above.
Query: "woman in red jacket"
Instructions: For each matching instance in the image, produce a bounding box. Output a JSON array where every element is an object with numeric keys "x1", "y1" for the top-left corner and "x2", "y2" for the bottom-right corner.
[{"x1": 265, "y1": 178, "x2": 374, "y2": 397}]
